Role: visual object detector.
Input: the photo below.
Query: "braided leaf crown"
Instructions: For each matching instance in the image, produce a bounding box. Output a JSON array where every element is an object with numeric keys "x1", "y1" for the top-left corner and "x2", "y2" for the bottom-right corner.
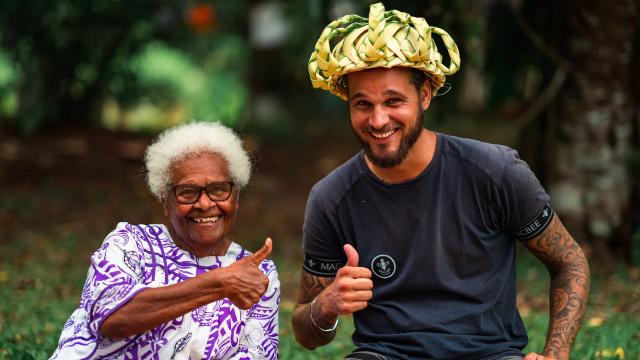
[{"x1": 308, "y1": 2, "x2": 461, "y2": 100}]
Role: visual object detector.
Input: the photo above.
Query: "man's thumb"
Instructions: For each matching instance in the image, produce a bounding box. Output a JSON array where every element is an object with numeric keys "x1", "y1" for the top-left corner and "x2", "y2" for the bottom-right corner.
[
  {"x1": 343, "y1": 244, "x2": 359, "y2": 267},
  {"x1": 250, "y1": 237, "x2": 272, "y2": 265}
]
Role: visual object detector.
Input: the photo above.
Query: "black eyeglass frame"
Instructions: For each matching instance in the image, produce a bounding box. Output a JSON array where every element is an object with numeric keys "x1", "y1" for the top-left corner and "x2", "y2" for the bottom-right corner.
[{"x1": 170, "y1": 181, "x2": 235, "y2": 204}]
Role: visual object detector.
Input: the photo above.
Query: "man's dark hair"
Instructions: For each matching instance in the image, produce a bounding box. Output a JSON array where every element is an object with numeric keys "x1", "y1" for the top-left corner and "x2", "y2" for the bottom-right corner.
[{"x1": 409, "y1": 69, "x2": 429, "y2": 94}]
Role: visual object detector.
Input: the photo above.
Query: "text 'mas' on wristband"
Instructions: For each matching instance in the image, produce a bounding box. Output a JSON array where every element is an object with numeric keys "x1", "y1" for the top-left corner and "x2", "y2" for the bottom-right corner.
[{"x1": 303, "y1": 254, "x2": 347, "y2": 277}]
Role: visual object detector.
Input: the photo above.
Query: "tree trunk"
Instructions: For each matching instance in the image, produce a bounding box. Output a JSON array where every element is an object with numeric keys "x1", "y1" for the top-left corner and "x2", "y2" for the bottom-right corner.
[{"x1": 546, "y1": 0, "x2": 637, "y2": 254}]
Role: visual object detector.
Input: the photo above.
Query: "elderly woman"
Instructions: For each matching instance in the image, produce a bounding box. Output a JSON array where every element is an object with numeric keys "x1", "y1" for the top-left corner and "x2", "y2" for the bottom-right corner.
[{"x1": 50, "y1": 122, "x2": 280, "y2": 359}]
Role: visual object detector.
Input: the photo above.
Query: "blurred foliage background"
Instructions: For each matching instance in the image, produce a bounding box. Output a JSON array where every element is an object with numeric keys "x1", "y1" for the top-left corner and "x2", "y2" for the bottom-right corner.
[{"x1": 0, "y1": 0, "x2": 639, "y2": 358}]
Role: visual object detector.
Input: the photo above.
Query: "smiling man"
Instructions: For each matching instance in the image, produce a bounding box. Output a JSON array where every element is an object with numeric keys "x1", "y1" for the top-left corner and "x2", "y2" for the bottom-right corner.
[{"x1": 291, "y1": 3, "x2": 590, "y2": 360}]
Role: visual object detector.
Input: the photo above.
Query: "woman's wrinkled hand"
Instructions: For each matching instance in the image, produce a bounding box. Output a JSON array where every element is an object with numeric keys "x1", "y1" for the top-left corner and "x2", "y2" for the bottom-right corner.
[{"x1": 218, "y1": 238, "x2": 272, "y2": 309}]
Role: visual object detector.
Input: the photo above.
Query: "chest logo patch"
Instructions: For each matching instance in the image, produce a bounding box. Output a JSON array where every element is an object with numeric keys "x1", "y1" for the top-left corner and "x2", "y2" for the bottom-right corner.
[{"x1": 371, "y1": 254, "x2": 396, "y2": 279}]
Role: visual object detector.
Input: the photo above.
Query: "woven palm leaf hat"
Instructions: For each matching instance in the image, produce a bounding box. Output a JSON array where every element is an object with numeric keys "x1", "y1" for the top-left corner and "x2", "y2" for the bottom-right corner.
[{"x1": 308, "y1": 2, "x2": 461, "y2": 101}]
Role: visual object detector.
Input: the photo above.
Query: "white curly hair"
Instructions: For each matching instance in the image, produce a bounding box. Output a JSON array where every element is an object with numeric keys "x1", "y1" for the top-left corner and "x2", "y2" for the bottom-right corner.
[{"x1": 145, "y1": 122, "x2": 252, "y2": 201}]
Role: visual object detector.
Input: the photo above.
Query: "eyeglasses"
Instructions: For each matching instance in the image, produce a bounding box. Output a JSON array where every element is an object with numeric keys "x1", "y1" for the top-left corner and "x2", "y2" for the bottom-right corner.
[{"x1": 171, "y1": 181, "x2": 234, "y2": 204}]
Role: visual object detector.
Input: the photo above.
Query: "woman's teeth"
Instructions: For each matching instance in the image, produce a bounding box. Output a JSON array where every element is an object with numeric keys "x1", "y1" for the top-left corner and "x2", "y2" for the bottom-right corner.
[{"x1": 192, "y1": 216, "x2": 220, "y2": 223}]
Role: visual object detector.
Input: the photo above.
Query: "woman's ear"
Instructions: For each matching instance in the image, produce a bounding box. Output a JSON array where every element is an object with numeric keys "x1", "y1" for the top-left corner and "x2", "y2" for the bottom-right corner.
[{"x1": 162, "y1": 196, "x2": 170, "y2": 217}]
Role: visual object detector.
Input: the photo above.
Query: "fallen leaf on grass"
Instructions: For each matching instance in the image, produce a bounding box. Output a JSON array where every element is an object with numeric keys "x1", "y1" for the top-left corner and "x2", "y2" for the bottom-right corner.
[
  {"x1": 595, "y1": 347, "x2": 625, "y2": 359},
  {"x1": 587, "y1": 315, "x2": 605, "y2": 327}
]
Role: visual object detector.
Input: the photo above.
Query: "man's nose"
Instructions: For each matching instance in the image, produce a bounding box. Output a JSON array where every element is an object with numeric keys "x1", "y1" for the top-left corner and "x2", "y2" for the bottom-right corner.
[{"x1": 369, "y1": 105, "x2": 391, "y2": 129}]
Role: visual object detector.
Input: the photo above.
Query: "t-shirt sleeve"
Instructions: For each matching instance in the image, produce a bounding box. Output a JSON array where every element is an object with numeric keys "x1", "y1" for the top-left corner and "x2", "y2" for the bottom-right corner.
[
  {"x1": 497, "y1": 149, "x2": 553, "y2": 240},
  {"x1": 81, "y1": 223, "x2": 151, "y2": 336},
  {"x1": 302, "y1": 184, "x2": 347, "y2": 277}
]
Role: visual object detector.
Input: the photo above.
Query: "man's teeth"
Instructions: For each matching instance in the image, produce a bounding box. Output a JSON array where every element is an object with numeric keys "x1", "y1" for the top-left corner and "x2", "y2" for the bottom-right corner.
[
  {"x1": 192, "y1": 216, "x2": 220, "y2": 223},
  {"x1": 371, "y1": 129, "x2": 395, "y2": 139}
]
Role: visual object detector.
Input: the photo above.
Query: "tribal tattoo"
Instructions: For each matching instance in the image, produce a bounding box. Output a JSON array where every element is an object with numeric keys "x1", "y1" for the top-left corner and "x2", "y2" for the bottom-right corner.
[
  {"x1": 291, "y1": 272, "x2": 337, "y2": 349},
  {"x1": 523, "y1": 214, "x2": 590, "y2": 360}
]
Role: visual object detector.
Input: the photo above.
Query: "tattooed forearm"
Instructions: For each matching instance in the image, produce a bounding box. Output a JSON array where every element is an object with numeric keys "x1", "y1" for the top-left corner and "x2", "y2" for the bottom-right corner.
[
  {"x1": 296, "y1": 272, "x2": 333, "y2": 304},
  {"x1": 291, "y1": 272, "x2": 336, "y2": 349},
  {"x1": 524, "y1": 214, "x2": 590, "y2": 360}
]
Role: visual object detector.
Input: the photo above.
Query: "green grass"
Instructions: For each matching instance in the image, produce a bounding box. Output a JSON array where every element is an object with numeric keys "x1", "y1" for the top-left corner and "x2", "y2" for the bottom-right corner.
[
  {"x1": 278, "y1": 306, "x2": 356, "y2": 360},
  {"x1": 1, "y1": 230, "x2": 638, "y2": 359},
  {"x1": 514, "y1": 249, "x2": 640, "y2": 359},
  {"x1": 0, "y1": 231, "x2": 92, "y2": 359}
]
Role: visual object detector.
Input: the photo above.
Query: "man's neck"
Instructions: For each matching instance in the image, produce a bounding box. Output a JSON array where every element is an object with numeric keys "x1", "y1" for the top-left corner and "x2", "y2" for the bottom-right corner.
[{"x1": 365, "y1": 129, "x2": 437, "y2": 184}]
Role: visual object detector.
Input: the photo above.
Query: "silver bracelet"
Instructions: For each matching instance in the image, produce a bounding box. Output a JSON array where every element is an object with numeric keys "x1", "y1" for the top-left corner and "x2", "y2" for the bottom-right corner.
[{"x1": 309, "y1": 296, "x2": 339, "y2": 332}]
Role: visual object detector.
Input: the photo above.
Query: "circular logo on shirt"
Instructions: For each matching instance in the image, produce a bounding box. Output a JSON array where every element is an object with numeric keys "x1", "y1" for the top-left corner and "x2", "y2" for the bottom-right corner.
[{"x1": 371, "y1": 254, "x2": 396, "y2": 279}]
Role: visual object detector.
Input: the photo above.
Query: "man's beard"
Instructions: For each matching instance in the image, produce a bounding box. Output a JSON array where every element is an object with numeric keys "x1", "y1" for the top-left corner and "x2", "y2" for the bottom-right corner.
[{"x1": 353, "y1": 109, "x2": 424, "y2": 168}]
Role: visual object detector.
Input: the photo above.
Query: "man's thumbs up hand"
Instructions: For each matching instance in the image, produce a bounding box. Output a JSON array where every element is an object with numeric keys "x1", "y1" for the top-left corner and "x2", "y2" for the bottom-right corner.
[
  {"x1": 344, "y1": 244, "x2": 359, "y2": 267},
  {"x1": 315, "y1": 244, "x2": 374, "y2": 319}
]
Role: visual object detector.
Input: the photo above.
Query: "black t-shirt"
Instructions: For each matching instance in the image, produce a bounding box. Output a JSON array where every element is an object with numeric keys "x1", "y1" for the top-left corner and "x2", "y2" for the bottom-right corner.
[{"x1": 302, "y1": 133, "x2": 551, "y2": 360}]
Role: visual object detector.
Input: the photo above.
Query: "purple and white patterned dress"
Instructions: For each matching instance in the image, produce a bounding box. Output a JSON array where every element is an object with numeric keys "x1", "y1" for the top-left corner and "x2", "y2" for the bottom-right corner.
[{"x1": 50, "y1": 222, "x2": 280, "y2": 360}]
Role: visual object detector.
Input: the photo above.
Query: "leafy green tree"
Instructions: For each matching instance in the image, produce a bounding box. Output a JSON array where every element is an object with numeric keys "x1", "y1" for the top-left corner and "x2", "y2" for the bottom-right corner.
[{"x1": 0, "y1": 0, "x2": 192, "y2": 131}]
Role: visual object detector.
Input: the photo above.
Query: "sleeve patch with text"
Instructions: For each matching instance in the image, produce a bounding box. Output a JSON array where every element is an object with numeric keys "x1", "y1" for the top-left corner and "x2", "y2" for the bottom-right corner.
[
  {"x1": 511, "y1": 203, "x2": 554, "y2": 240},
  {"x1": 303, "y1": 254, "x2": 346, "y2": 277}
]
